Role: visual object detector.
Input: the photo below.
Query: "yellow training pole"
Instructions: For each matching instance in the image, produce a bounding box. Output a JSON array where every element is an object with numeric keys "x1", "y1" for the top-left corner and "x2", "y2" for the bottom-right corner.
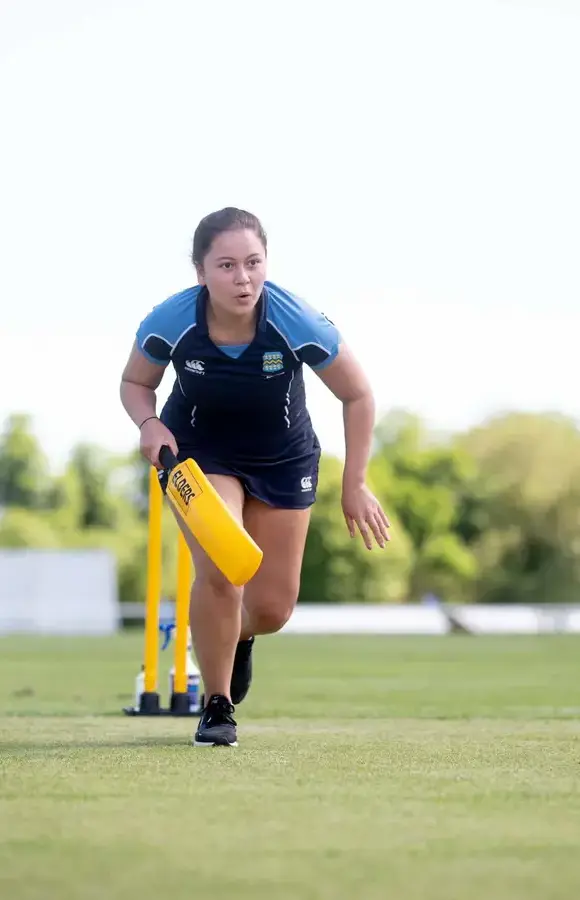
[
  {"x1": 143, "y1": 467, "x2": 163, "y2": 695},
  {"x1": 174, "y1": 530, "x2": 192, "y2": 695}
]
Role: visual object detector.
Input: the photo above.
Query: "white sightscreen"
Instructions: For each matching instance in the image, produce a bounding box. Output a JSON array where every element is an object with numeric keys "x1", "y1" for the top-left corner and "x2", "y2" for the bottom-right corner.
[{"x1": 0, "y1": 549, "x2": 120, "y2": 635}]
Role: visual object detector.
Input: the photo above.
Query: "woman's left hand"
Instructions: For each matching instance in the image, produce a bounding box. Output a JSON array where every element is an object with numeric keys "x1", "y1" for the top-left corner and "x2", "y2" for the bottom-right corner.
[{"x1": 341, "y1": 480, "x2": 391, "y2": 550}]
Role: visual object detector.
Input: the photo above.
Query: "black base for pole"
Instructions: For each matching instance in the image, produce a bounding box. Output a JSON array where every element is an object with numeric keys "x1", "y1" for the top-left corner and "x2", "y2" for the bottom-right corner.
[
  {"x1": 122, "y1": 690, "x2": 202, "y2": 717},
  {"x1": 122, "y1": 690, "x2": 163, "y2": 716},
  {"x1": 132, "y1": 691, "x2": 161, "y2": 715},
  {"x1": 169, "y1": 691, "x2": 198, "y2": 716}
]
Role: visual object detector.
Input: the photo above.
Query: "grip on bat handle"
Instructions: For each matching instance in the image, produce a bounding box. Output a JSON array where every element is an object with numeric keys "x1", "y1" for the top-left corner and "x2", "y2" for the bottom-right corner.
[{"x1": 158, "y1": 445, "x2": 178, "y2": 472}]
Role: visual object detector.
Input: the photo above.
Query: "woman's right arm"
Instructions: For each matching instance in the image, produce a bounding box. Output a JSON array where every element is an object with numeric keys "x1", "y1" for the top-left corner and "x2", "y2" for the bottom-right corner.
[{"x1": 120, "y1": 342, "x2": 178, "y2": 467}]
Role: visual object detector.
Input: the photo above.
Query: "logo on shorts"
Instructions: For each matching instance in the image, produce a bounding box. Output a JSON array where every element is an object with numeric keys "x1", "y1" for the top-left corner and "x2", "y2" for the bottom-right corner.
[
  {"x1": 301, "y1": 476, "x2": 313, "y2": 492},
  {"x1": 185, "y1": 359, "x2": 205, "y2": 375},
  {"x1": 262, "y1": 351, "x2": 284, "y2": 374}
]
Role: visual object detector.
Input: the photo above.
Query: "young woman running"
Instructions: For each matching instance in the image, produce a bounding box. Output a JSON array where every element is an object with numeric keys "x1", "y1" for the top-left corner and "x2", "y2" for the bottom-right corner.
[{"x1": 120, "y1": 207, "x2": 390, "y2": 747}]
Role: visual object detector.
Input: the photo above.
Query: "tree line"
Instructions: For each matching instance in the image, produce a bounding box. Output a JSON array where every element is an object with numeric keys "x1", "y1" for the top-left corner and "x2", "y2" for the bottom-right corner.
[{"x1": 1, "y1": 410, "x2": 579, "y2": 605}]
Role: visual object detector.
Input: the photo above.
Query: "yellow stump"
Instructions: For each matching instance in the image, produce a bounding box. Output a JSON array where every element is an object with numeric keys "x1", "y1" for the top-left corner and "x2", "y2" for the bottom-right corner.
[
  {"x1": 143, "y1": 467, "x2": 163, "y2": 694},
  {"x1": 174, "y1": 531, "x2": 192, "y2": 694}
]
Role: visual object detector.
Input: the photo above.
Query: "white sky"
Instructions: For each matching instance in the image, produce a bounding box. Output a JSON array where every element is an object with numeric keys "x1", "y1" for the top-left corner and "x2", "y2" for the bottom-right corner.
[{"x1": 1, "y1": 0, "x2": 578, "y2": 469}]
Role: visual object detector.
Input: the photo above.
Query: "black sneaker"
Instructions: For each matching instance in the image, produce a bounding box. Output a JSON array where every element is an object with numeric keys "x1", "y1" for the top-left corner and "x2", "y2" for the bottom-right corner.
[
  {"x1": 231, "y1": 637, "x2": 255, "y2": 705},
  {"x1": 194, "y1": 694, "x2": 238, "y2": 747}
]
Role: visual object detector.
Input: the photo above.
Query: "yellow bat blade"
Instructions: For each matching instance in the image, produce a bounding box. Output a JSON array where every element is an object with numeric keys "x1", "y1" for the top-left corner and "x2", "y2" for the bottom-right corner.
[{"x1": 159, "y1": 449, "x2": 263, "y2": 587}]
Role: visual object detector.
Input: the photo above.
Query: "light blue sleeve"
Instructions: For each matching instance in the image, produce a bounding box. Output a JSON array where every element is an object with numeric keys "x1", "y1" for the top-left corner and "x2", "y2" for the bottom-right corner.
[
  {"x1": 135, "y1": 287, "x2": 199, "y2": 364},
  {"x1": 265, "y1": 281, "x2": 341, "y2": 370}
]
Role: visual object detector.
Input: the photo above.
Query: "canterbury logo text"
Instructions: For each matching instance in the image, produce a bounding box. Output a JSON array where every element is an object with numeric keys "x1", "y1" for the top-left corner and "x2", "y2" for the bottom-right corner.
[{"x1": 185, "y1": 360, "x2": 205, "y2": 374}]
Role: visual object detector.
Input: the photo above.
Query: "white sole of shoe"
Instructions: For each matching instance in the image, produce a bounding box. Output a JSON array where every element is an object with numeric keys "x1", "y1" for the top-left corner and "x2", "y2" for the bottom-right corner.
[{"x1": 193, "y1": 739, "x2": 238, "y2": 747}]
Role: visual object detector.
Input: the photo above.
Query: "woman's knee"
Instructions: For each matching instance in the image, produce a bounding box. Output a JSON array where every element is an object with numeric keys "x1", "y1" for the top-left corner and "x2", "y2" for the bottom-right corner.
[
  {"x1": 245, "y1": 584, "x2": 299, "y2": 634},
  {"x1": 192, "y1": 568, "x2": 242, "y2": 607}
]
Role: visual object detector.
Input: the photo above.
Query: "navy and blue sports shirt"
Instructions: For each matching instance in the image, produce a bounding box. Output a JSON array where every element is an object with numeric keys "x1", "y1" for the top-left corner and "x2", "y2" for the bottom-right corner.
[{"x1": 136, "y1": 280, "x2": 341, "y2": 465}]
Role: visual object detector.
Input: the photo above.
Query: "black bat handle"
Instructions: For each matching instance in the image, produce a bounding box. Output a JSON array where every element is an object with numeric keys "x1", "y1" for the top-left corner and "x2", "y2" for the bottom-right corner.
[{"x1": 158, "y1": 445, "x2": 178, "y2": 471}]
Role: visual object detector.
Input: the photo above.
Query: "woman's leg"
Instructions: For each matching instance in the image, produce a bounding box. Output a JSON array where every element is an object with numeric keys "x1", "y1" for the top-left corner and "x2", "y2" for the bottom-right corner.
[
  {"x1": 225, "y1": 500, "x2": 311, "y2": 706},
  {"x1": 168, "y1": 473, "x2": 245, "y2": 702},
  {"x1": 241, "y1": 499, "x2": 312, "y2": 638}
]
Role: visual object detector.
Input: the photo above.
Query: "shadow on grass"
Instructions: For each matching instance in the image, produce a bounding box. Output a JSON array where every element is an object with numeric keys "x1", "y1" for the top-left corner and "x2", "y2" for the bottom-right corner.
[
  {"x1": 1, "y1": 710, "x2": 202, "y2": 719},
  {"x1": 0, "y1": 736, "x2": 193, "y2": 751}
]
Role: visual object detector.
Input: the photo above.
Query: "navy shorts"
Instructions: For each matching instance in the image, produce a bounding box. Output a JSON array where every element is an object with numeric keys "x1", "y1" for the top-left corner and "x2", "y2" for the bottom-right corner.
[{"x1": 161, "y1": 445, "x2": 321, "y2": 510}]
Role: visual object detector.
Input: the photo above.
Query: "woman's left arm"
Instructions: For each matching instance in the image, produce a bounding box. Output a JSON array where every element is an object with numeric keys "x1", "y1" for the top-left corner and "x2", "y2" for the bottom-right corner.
[{"x1": 315, "y1": 344, "x2": 391, "y2": 549}]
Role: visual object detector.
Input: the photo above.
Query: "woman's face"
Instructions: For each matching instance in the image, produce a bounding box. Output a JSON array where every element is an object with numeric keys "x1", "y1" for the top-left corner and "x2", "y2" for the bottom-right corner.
[{"x1": 197, "y1": 228, "x2": 267, "y2": 317}]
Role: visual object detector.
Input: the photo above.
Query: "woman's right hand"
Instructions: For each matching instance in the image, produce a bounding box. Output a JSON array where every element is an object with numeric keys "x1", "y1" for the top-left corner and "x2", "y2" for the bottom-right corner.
[{"x1": 139, "y1": 417, "x2": 179, "y2": 468}]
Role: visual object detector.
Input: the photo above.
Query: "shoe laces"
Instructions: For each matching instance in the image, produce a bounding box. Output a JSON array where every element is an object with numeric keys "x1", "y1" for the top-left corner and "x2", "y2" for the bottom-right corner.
[{"x1": 204, "y1": 694, "x2": 236, "y2": 728}]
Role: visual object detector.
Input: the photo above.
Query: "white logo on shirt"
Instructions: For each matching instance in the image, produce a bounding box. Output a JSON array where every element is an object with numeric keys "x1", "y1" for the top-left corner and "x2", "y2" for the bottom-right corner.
[
  {"x1": 185, "y1": 360, "x2": 205, "y2": 375},
  {"x1": 301, "y1": 476, "x2": 312, "y2": 492}
]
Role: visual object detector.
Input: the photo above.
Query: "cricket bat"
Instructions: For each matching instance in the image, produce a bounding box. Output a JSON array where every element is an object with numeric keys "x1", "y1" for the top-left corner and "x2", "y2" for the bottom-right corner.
[{"x1": 158, "y1": 446, "x2": 263, "y2": 586}]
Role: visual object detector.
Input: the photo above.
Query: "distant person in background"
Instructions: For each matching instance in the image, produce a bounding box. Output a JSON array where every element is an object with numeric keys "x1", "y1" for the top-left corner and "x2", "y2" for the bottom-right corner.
[{"x1": 120, "y1": 207, "x2": 390, "y2": 747}]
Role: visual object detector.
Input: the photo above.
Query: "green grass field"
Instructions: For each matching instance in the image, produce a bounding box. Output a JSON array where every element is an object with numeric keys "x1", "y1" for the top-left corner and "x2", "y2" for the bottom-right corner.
[{"x1": 1, "y1": 633, "x2": 580, "y2": 900}]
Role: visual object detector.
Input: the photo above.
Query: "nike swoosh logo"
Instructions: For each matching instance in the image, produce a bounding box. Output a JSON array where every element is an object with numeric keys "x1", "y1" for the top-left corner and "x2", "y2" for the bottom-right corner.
[{"x1": 265, "y1": 372, "x2": 285, "y2": 379}]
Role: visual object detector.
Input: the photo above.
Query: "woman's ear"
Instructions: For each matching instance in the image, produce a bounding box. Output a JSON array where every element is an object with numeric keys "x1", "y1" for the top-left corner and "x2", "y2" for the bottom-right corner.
[{"x1": 195, "y1": 264, "x2": 206, "y2": 286}]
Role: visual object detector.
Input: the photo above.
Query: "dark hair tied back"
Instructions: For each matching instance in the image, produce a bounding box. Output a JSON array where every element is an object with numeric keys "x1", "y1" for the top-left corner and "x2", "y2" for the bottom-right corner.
[{"x1": 192, "y1": 207, "x2": 267, "y2": 267}]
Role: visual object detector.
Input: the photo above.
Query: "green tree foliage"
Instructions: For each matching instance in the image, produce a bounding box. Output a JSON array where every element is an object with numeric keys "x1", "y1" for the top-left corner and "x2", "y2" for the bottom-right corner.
[
  {"x1": 301, "y1": 455, "x2": 414, "y2": 603},
  {"x1": 0, "y1": 414, "x2": 49, "y2": 509},
  {"x1": 370, "y1": 410, "x2": 480, "y2": 602},
  {"x1": 1, "y1": 410, "x2": 579, "y2": 605},
  {"x1": 46, "y1": 463, "x2": 84, "y2": 533},
  {"x1": 458, "y1": 412, "x2": 580, "y2": 603},
  {"x1": 67, "y1": 444, "x2": 121, "y2": 529},
  {"x1": 0, "y1": 508, "x2": 62, "y2": 548}
]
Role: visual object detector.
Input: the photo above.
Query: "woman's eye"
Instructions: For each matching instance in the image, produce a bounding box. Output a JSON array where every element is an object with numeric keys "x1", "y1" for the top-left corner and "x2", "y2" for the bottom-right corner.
[{"x1": 248, "y1": 258, "x2": 261, "y2": 266}]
